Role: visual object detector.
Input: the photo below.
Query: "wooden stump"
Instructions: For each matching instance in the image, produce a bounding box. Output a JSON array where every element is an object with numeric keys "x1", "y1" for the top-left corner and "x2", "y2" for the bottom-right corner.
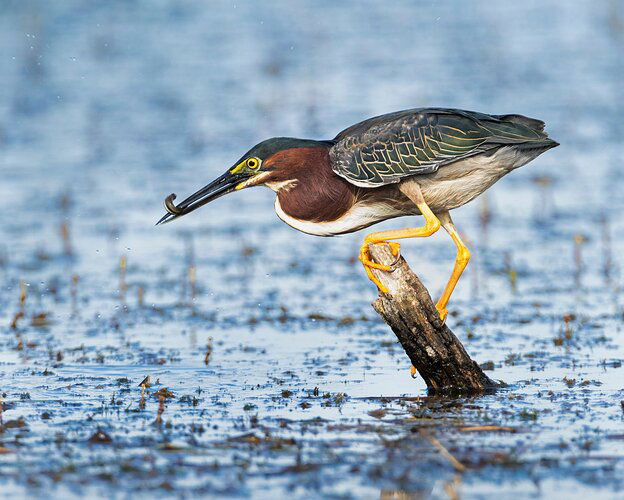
[{"x1": 369, "y1": 243, "x2": 498, "y2": 394}]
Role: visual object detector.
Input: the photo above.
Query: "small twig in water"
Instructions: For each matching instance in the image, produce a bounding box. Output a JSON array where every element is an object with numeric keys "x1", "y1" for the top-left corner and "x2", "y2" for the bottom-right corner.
[
  {"x1": 154, "y1": 394, "x2": 165, "y2": 426},
  {"x1": 10, "y1": 281, "x2": 27, "y2": 329},
  {"x1": 119, "y1": 255, "x2": 127, "y2": 303},
  {"x1": 188, "y1": 266, "x2": 196, "y2": 306},
  {"x1": 19, "y1": 280, "x2": 26, "y2": 312},
  {"x1": 60, "y1": 222, "x2": 72, "y2": 257},
  {"x1": 204, "y1": 337, "x2": 213, "y2": 366},
  {"x1": 573, "y1": 234, "x2": 587, "y2": 286},
  {"x1": 10, "y1": 312, "x2": 24, "y2": 330},
  {"x1": 563, "y1": 313, "x2": 575, "y2": 340},
  {"x1": 139, "y1": 376, "x2": 150, "y2": 410},
  {"x1": 71, "y1": 275, "x2": 79, "y2": 316},
  {"x1": 420, "y1": 430, "x2": 466, "y2": 472},
  {"x1": 444, "y1": 473, "x2": 462, "y2": 500},
  {"x1": 459, "y1": 426, "x2": 516, "y2": 433},
  {"x1": 503, "y1": 252, "x2": 517, "y2": 293}
]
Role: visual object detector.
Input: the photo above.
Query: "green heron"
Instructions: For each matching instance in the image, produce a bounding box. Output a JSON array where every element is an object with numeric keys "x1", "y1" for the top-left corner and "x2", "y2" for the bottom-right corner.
[{"x1": 158, "y1": 108, "x2": 557, "y2": 322}]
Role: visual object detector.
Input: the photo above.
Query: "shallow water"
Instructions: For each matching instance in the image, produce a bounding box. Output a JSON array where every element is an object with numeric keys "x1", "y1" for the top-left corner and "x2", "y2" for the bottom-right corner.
[{"x1": 1, "y1": 1, "x2": 623, "y2": 498}]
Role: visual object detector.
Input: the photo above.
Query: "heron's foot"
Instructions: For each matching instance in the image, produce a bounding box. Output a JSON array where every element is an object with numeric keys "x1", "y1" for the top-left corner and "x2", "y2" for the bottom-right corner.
[
  {"x1": 359, "y1": 242, "x2": 401, "y2": 294},
  {"x1": 435, "y1": 303, "x2": 448, "y2": 323},
  {"x1": 359, "y1": 242, "x2": 401, "y2": 271}
]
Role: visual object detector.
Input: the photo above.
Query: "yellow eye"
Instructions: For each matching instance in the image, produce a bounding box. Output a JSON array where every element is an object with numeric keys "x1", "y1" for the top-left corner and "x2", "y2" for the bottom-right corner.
[{"x1": 246, "y1": 158, "x2": 260, "y2": 169}]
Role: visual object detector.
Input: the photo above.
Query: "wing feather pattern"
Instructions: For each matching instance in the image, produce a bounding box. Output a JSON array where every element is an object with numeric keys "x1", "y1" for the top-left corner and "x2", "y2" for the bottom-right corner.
[{"x1": 329, "y1": 108, "x2": 554, "y2": 187}]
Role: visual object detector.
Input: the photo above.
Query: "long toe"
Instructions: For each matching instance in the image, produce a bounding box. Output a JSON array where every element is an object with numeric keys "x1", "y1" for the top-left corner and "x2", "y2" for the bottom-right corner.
[
  {"x1": 359, "y1": 257, "x2": 393, "y2": 271},
  {"x1": 359, "y1": 245, "x2": 393, "y2": 271},
  {"x1": 359, "y1": 242, "x2": 394, "y2": 293},
  {"x1": 387, "y1": 243, "x2": 401, "y2": 267},
  {"x1": 363, "y1": 264, "x2": 389, "y2": 294}
]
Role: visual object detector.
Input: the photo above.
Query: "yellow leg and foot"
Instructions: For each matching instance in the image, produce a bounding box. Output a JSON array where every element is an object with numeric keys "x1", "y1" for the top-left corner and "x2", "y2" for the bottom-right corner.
[
  {"x1": 359, "y1": 241, "x2": 400, "y2": 293},
  {"x1": 434, "y1": 211, "x2": 471, "y2": 322},
  {"x1": 358, "y1": 201, "x2": 441, "y2": 294},
  {"x1": 409, "y1": 213, "x2": 470, "y2": 378},
  {"x1": 356, "y1": 182, "x2": 443, "y2": 379}
]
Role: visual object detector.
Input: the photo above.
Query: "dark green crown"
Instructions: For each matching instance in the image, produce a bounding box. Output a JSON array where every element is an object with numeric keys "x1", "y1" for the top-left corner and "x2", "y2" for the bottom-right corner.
[{"x1": 239, "y1": 137, "x2": 333, "y2": 162}]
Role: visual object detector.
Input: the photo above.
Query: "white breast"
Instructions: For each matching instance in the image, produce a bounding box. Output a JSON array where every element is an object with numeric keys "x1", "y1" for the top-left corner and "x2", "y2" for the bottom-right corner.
[{"x1": 274, "y1": 197, "x2": 403, "y2": 237}]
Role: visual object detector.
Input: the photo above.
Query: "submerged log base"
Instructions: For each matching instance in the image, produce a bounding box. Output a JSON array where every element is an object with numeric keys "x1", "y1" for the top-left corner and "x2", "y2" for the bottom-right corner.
[{"x1": 369, "y1": 243, "x2": 499, "y2": 394}]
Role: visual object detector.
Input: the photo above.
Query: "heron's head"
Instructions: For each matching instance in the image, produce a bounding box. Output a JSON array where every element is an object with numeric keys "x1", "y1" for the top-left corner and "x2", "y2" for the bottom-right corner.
[{"x1": 156, "y1": 137, "x2": 333, "y2": 225}]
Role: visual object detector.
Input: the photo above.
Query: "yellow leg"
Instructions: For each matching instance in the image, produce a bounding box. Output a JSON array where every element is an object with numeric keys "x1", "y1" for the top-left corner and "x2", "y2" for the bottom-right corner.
[
  {"x1": 434, "y1": 212, "x2": 471, "y2": 322},
  {"x1": 359, "y1": 199, "x2": 441, "y2": 294},
  {"x1": 358, "y1": 181, "x2": 442, "y2": 380}
]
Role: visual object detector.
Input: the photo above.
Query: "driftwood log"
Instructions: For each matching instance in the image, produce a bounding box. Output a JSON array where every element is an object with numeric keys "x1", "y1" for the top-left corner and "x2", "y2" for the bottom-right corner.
[{"x1": 369, "y1": 243, "x2": 498, "y2": 394}]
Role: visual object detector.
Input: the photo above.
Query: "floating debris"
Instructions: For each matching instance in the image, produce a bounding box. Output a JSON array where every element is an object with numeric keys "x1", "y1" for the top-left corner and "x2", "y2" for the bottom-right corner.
[
  {"x1": 10, "y1": 281, "x2": 28, "y2": 329},
  {"x1": 459, "y1": 426, "x2": 517, "y2": 433},
  {"x1": 420, "y1": 430, "x2": 465, "y2": 472},
  {"x1": 153, "y1": 388, "x2": 174, "y2": 400},
  {"x1": 88, "y1": 429, "x2": 113, "y2": 444},
  {"x1": 30, "y1": 312, "x2": 50, "y2": 327}
]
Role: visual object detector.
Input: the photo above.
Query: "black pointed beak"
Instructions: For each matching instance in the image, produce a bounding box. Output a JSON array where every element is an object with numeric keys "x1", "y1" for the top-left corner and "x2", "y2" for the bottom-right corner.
[{"x1": 156, "y1": 171, "x2": 248, "y2": 225}]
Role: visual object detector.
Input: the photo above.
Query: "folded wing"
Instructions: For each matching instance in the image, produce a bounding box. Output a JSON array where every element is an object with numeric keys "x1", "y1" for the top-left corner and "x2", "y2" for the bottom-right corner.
[{"x1": 329, "y1": 108, "x2": 552, "y2": 187}]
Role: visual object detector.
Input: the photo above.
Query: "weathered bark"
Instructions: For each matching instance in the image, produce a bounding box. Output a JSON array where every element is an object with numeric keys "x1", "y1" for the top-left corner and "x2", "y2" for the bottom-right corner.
[{"x1": 369, "y1": 243, "x2": 498, "y2": 394}]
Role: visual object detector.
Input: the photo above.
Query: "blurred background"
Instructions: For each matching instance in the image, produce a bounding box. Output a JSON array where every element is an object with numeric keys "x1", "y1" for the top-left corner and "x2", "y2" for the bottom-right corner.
[{"x1": 1, "y1": 1, "x2": 623, "y2": 498}]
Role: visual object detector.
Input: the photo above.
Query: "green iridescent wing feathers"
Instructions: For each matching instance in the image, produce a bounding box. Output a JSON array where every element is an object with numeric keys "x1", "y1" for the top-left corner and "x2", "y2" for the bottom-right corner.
[{"x1": 329, "y1": 108, "x2": 554, "y2": 187}]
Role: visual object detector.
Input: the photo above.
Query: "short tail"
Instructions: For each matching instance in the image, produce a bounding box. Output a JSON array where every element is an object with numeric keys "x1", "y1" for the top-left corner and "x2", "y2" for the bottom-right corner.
[
  {"x1": 514, "y1": 137, "x2": 559, "y2": 152},
  {"x1": 496, "y1": 114, "x2": 546, "y2": 133},
  {"x1": 496, "y1": 113, "x2": 559, "y2": 152}
]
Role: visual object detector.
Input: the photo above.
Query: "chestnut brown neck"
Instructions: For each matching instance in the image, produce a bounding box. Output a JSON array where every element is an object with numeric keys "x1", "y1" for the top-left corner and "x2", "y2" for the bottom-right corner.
[{"x1": 264, "y1": 147, "x2": 358, "y2": 223}]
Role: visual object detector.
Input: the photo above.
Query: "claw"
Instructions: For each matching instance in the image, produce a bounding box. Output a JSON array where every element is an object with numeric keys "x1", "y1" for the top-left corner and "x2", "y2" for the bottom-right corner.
[
  {"x1": 388, "y1": 243, "x2": 402, "y2": 268},
  {"x1": 360, "y1": 258, "x2": 393, "y2": 272},
  {"x1": 362, "y1": 260, "x2": 389, "y2": 294},
  {"x1": 359, "y1": 243, "x2": 392, "y2": 294},
  {"x1": 388, "y1": 242, "x2": 401, "y2": 256},
  {"x1": 436, "y1": 305, "x2": 448, "y2": 323}
]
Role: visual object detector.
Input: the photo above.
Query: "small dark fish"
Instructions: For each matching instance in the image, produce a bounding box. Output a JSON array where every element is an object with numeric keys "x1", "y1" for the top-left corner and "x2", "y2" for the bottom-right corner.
[{"x1": 164, "y1": 193, "x2": 184, "y2": 215}]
